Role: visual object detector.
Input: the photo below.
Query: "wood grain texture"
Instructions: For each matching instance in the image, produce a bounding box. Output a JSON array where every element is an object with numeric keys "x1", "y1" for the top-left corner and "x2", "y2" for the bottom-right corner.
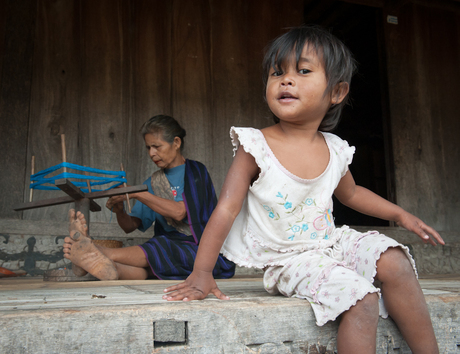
[
  {"x1": 2, "y1": 0, "x2": 457, "y2": 231},
  {"x1": 1, "y1": 277, "x2": 460, "y2": 353},
  {"x1": 246, "y1": 0, "x2": 304, "y2": 129},
  {"x1": 209, "y1": 0, "x2": 250, "y2": 191},
  {"x1": 383, "y1": 2, "x2": 460, "y2": 231},
  {"x1": 0, "y1": 0, "x2": 7, "y2": 81},
  {"x1": 128, "y1": 0, "x2": 173, "y2": 187},
  {"x1": 171, "y1": 0, "x2": 212, "y2": 171},
  {"x1": 0, "y1": 0, "x2": 36, "y2": 219},
  {"x1": 79, "y1": 0, "x2": 132, "y2": 222},
  {"x1": 207, "y1": 0, "x2": 304, "y2": 192},
  {"x1": 25, "y1": 0, "x2": 81, "y2": 221}
]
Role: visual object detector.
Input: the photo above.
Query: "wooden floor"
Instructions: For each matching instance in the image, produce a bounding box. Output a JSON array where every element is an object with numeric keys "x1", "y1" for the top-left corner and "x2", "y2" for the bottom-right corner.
[{"x1": 1, "y1": 275, "x2": 460, "y2": 353}]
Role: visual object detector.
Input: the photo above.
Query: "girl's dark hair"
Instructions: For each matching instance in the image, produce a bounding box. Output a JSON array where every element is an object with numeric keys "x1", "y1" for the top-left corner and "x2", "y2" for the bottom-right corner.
[
  {"x1": 140, "y1": 115, "x2": 186, "y2": 151},
  {"x1": 262, "y1": 25, "x2": 357, "y2": 131}
]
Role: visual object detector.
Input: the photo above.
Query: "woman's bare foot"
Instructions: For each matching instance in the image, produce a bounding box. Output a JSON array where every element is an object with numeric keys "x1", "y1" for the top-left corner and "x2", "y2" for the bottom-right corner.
[
  {"x1": 64, "y1": 210, "x2": 88, "y2": 277},
  {"x1": 63, "y1": 209, "x2": 118, "y2": 280}
]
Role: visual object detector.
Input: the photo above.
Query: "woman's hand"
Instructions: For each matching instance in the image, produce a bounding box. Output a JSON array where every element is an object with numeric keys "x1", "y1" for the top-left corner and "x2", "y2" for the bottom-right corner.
[
  {"x1": 396, "y1": 211, "x2": 445, "y2": 246},
  {"x1": 106, "y1": 195, "x2": 125, "y2": 214},
  {"x1": 162, "y1": 270, "x2": 229, "y2": 301}
]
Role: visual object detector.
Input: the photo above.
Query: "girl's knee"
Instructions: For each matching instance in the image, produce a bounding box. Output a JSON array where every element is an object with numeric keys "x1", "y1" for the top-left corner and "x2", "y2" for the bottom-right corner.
[
  {"x1": 376, "y1": 247, "x2": 415, "y2": 282},
  {"x1": 357, "y1": 292, "x2": 379, "y2": 313},
  {"x1": 342, "y1": 292, "x2": 379, "y2": 323}
]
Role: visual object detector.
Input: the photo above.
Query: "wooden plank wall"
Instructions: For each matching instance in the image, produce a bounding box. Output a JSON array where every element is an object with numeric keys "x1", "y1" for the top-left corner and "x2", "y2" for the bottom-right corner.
[
  {"x1": 1, "y1": 0, "x2": 459, "y2": 232},
  {"x1": 0, "y1": 0, "x2": 36, "y2": 220},
  {"x1": 1, "y1": 0, "x2": 304, "y2": 222},
  {"x1": 383, "y1": 1, "x2": 460, "y2": 231}
]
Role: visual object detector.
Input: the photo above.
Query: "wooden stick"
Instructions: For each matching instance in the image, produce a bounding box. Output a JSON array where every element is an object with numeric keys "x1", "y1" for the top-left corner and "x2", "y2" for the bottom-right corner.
[
  {"x1": 29, "y1": 156, "x2": 35, "y2": 202},
  {"x1": 120, "y1": 163, "x2": 131, "y2": 213},
  {"x1": 61, "y1": 134, "x2": 67, "y2": 173},
  {"x1": 85, "y1": 167, "x2": 92, "y2": 193}
]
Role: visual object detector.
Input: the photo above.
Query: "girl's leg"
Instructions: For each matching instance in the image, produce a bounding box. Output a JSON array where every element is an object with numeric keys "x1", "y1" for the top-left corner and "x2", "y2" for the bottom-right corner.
[
  {"x1": 337, "y1": 292, "x2": 379, "y2": 354},
  {"x1": 376, "y1": 247, "x2": 439, "y2": 353},
  {"x1": 265, "y1": 249, "x2": 381, "y2": 353}
]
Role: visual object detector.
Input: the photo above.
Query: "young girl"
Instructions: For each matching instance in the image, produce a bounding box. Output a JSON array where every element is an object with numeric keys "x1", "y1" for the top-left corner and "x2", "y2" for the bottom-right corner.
[{"x1": 164, "y1": 25, "x2": 444, "y2": 353}]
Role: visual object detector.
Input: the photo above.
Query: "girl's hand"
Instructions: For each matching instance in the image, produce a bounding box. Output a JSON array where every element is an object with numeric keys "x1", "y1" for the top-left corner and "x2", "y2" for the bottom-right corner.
[
  {"x1": 396, "y1": 212, "x2": 445, "y2": 246},
  {"x1": 162, "y1": 270, "x2": 229, "y2": 301}
]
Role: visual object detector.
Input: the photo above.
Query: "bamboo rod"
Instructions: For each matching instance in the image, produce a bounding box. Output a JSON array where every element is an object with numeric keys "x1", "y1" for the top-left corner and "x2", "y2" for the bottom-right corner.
[
  {"x1": 85, "y1": 167, "x2": 92, "y2": 193},
  {"x1": 120, "y1": 163, "x2": 131, "y2": 213},
  {"x1": 61, "y1": 134, "x2": 67, "y2": 173},
  {"x1": 29, "y1": 156, "x2": 35, "y2": 202}
]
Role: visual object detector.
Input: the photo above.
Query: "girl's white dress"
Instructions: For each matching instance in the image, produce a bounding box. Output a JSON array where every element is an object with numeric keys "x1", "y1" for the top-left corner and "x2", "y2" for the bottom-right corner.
[{"x1": 221, "y1": 127, "x2": 416, "y2": 326}]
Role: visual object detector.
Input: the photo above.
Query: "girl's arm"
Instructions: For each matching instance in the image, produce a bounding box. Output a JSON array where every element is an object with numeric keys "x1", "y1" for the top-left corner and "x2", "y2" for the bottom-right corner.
[
  {"x1": 334, "y1": 170, "x2": 445, "y2": 246},
  {"x1": 163, "y1": 146, "x2": 260, "y2": 301}
]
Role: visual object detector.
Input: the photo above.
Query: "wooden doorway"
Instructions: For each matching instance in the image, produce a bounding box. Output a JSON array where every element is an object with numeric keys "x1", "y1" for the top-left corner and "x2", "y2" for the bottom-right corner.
[{"x1": 304, "y1": 1, "x2": 393, "y2": 226}]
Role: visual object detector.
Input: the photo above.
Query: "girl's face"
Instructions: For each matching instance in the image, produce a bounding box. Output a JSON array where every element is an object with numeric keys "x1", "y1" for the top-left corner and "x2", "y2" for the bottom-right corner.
[
  {"x1": 144, "y1": 133, "x2": 184, "y2": 170},
  {"x1": 265, "y1": 45, "x2": 337, "y2": 126}
]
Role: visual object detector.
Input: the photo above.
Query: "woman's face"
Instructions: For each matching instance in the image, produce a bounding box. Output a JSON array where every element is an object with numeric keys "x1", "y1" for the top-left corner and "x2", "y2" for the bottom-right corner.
[{"x1": 144, "y1": 133, "x2": 184, "y2": 169}]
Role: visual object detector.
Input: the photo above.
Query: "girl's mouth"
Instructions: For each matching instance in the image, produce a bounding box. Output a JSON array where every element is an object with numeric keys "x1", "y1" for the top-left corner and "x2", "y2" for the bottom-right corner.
[{"x1": 278, "y1": 92, "x2": 297, "y2": 101}]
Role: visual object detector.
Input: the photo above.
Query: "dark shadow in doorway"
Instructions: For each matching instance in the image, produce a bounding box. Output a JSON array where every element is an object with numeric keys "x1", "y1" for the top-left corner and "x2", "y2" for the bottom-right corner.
[{"x1": 304, "y1": 1, "x2": 391, "y2": 226}]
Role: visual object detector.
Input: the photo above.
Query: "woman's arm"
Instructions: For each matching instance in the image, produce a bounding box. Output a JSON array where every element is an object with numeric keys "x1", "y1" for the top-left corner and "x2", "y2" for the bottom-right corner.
[
  {"x1": 163, "y1": 146, "x2": 260, "y2": 301},
  {"x1": 334, "y1": 170, "x2": 445, "y2": 246},
  {"x1": 106, "y1": 196, "x2": 142, "y2": 233},
  {"x1": 131, "y1": 192, "x2": 186, "y2": 221},
  {"x1": 106, "y1": 187, "x2": 187, "y2": 233}
]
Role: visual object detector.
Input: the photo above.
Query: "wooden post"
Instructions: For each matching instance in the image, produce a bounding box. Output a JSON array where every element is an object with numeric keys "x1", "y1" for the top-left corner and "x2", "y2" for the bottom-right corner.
[
  {"x1": 61, "y1": 134, "x2": 67, "y2": 173},
  {"x1": 85, "y1": 167, "x2": 92, "y2": 193},
  {"x1": 29, "y1": 156, "x2": 35, "y2": 202}
]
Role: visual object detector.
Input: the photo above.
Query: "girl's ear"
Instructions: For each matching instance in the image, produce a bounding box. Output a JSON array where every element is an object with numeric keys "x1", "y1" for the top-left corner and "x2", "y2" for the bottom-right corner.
[{"x1": 331, "y1": 82, "x2": 349, "y2": 105}]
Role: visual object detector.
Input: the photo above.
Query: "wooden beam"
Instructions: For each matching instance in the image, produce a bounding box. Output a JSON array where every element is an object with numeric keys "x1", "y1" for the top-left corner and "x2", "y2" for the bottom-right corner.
[
  {"x1": 14, "y1": 195, "x2": 82, "y2": 211},
  {"x1": 13, "y1": 184, "x2": 147, "y2": 212},
  {"x1": 55, "y1": 179, "x2": 85, "y2": 200},
  {"x1": 86, "y1": 185, "x2": 148, "y2": 200}
]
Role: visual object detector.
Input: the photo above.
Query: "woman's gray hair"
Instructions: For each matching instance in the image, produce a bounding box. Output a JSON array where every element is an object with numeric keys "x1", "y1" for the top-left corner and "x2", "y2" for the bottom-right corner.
[
  {"x1": 262, "y1": 25, "x2": 357, "y2": 131},
  {"x1": 140, "y1": 115, "x2": 186, "y2": 151}
]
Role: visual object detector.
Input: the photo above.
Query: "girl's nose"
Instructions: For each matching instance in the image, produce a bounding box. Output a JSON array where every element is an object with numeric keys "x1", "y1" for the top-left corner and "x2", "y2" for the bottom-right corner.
[{"x1": 281, "y1": 72, "x2": 295, "y2": 86}]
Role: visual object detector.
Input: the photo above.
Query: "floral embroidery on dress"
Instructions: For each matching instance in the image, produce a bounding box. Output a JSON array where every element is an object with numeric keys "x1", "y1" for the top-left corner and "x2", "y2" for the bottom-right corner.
[
  {"x1": 276, "y1": 192, "x2": 293, "y2": 210},
  {"x1": 262, "y1": 204, "x2": 280, "y2": 220}
]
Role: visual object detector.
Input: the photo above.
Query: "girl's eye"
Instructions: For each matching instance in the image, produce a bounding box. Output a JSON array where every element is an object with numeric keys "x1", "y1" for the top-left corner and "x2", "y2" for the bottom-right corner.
[
  {"x1": 299, "y1": 69, "x2": 311, "y2": 74},
  {"x1": 272, "y1": 70, "x2": 283, "y2": 77}
]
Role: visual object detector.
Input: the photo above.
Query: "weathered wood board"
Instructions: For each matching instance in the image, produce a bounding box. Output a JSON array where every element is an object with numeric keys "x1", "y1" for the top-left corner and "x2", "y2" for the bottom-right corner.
[
  {"x1": 1, "y1": 277, "x2": 460, "y2": 353},
  {"x1": 383, "y1": 1, "x2": 460, "y2": 231},
  {"x1": 25, "y1": 0, "x2": 81, "y2": 221},
  {"x1": 0, "y1": 0, "x2": 36, "y2": 219}
]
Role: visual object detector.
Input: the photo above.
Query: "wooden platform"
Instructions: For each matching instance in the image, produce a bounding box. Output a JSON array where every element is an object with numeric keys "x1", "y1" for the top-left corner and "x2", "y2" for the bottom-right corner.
[{"x1": 1, "y1": 275, "x2": 460, "y2": 353}]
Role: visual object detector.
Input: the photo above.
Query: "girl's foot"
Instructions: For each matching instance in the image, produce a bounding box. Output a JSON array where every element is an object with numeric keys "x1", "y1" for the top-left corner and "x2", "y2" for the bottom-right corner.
[{"x1": 63, "y1": 209, "x2": 118, "y2": 280}]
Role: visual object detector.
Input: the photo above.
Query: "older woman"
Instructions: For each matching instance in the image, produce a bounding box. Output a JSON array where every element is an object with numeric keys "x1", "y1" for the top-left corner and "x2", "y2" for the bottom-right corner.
[{"x1": 63, "y1": 115, "x2": 235, "y2": 280}]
